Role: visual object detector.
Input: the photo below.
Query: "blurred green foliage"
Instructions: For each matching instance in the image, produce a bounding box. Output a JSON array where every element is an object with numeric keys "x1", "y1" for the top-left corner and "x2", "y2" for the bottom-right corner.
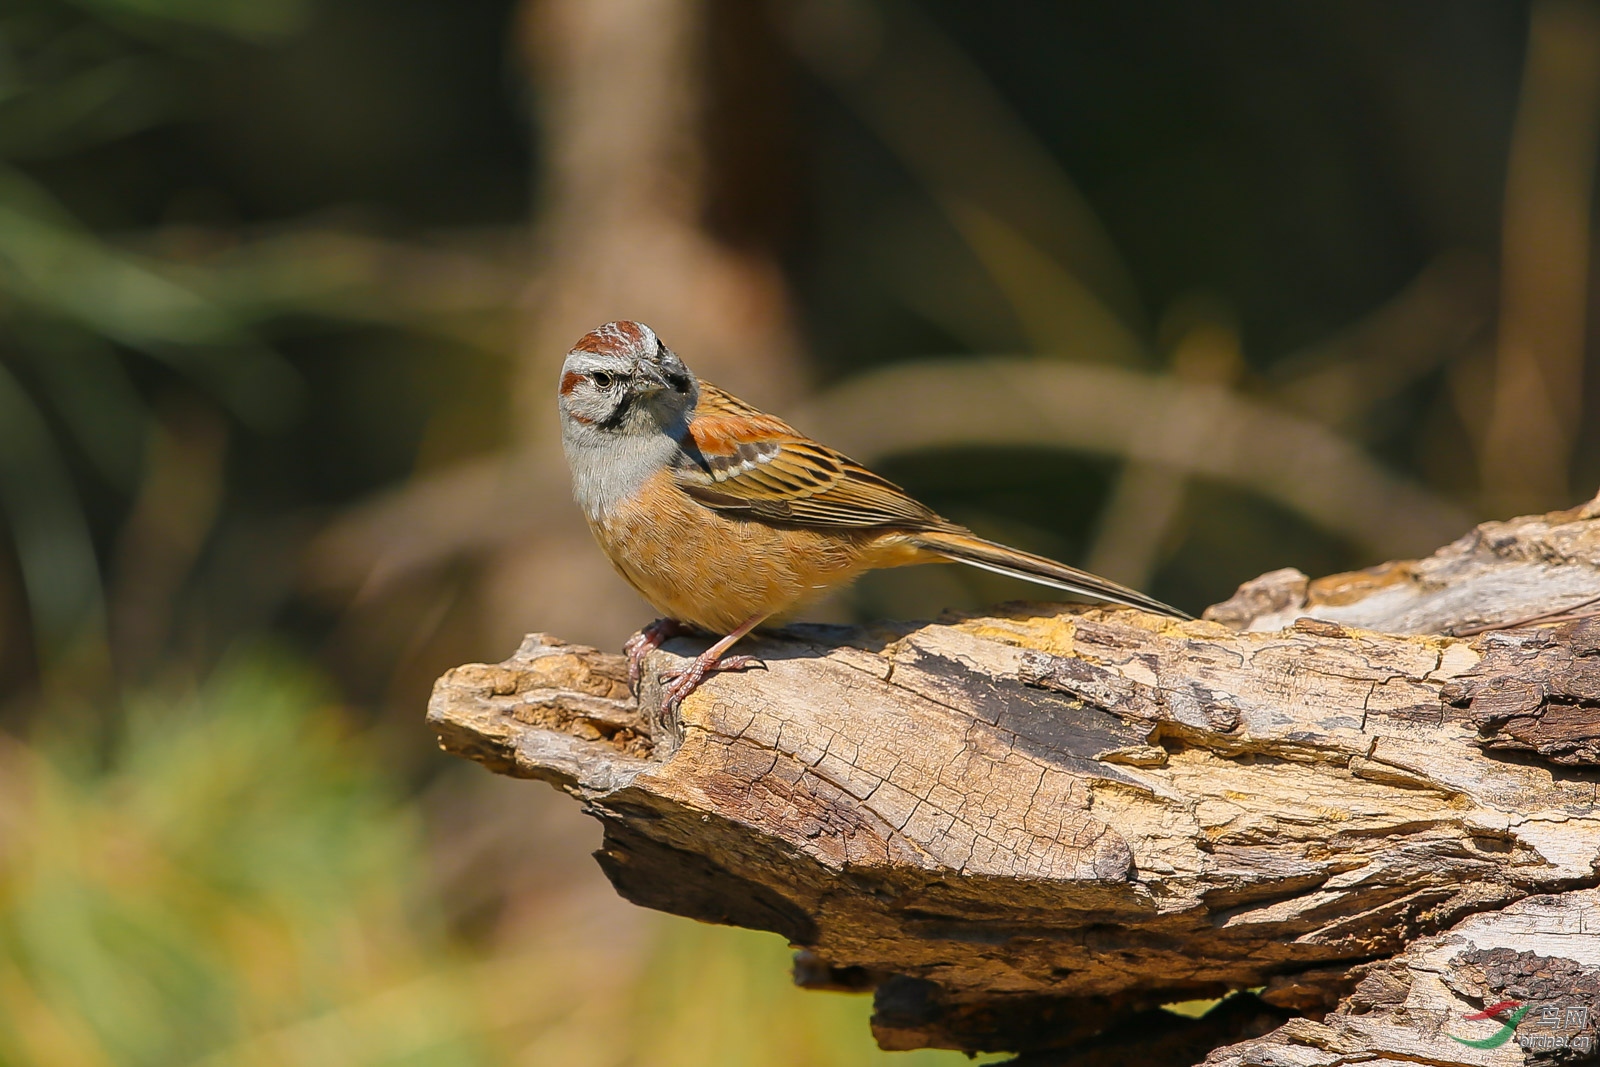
[
  {"x1": 625, "y1": 922, "x2": 997, "y2": 1067},
  {"x1": 0, "y1": 650, "x2": 490, "y2": 1065},
  {"x1": 0, "y1": 0, "x2": 308, "y2": 667}
]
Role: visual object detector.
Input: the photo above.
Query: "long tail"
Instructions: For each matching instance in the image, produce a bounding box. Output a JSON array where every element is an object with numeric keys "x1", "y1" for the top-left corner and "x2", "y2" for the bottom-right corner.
[{"x1": 911, "y1": 529, "x2": 1192, "y2": 619}]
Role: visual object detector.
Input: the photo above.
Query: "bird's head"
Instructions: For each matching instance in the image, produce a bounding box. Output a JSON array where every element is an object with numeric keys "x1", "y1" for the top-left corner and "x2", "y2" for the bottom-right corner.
[{"x1": 557, "y1": 321, "x2": 697, "y2": 440}]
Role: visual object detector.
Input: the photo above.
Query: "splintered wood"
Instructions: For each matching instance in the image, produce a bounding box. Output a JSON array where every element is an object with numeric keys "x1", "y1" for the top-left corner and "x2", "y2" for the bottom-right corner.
[{"x1": 429, "y1": 496, "x2": 1600, "y2": 1061}]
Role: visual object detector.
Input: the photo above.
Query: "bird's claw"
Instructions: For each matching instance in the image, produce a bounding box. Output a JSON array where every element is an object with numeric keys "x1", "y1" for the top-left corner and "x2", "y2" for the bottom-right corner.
[
  {"x1": 624, "y1": 618, "x2": 691, "y2": 691},
  {"x1": 658, "y1": 654, "x2": 763, "y2": 714}
]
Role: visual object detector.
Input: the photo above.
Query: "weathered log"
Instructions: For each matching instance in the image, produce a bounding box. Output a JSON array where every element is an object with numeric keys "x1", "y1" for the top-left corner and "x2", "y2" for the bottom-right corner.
[
  {"x1": 427, "y1": 496, "x2": 1600, "y2": 1060},
  {"x1": 1008, "y1": 888, "x2": 1600, "y2": 1065}
]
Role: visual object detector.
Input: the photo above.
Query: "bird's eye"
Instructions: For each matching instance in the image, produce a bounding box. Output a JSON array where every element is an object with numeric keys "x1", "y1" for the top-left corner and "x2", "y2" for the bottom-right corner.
[
  {"x1": 666, "y1": 372, "x2": 690, "y2": 392},
  {"x1": 591, "y1": 371, "x2": 615, "y2": 389}
]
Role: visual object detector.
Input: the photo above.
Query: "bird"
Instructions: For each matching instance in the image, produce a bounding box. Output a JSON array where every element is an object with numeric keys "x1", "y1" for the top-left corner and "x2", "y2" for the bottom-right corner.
[{"x1": 558, "y1": 320, "x2": 1191, "y2": 713}]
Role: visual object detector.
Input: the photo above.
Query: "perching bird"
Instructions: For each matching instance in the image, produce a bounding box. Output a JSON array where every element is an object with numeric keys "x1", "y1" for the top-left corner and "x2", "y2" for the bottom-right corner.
[{"x1": 558, "y1": 320, "x2": 1190, "y2": 712}]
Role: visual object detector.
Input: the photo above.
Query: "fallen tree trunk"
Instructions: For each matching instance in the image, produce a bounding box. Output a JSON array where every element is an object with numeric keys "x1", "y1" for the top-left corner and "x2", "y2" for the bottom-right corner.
[{"x1": 428, "y1": 496, "x2": 1600, "y2": 1062}]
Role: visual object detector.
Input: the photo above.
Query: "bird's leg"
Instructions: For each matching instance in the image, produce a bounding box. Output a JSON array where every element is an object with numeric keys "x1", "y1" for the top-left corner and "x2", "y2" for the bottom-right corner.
[
  {"x1": 658, "y1": 614, "x2": 767, "y2": 714},
  {"x1": 624, "y1": 618, "x2": 693, "y2": 691}
]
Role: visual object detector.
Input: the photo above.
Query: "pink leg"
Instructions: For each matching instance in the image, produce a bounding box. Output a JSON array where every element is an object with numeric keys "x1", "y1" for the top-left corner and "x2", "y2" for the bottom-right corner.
[
  {"x1": 658, "y1": 614, "x2": 768, "y2": 714},
  {"x1": 624, "y1": 618, "x2": 692, "y2": 690}
]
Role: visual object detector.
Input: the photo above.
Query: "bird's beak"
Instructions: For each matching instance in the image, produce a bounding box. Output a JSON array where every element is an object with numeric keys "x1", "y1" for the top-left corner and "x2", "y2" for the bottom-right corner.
[{"x1": 632, "y1": 363, "x2": 669, "y2": 394}]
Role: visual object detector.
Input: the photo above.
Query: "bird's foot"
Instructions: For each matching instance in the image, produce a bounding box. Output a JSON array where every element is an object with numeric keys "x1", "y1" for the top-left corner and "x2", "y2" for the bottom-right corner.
[
  {"x1": 658, "y1": 653, "x2": 762, "y2": 715},
  {"x1": 624, "y1": 618, "x2": 692, "y2": 691}
]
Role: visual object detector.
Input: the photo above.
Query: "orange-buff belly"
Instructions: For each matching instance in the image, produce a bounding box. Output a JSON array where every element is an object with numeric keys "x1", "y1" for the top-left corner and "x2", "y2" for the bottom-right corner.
[{"x1": 588, "y1": 468, "x2": 934, "y2": 633}]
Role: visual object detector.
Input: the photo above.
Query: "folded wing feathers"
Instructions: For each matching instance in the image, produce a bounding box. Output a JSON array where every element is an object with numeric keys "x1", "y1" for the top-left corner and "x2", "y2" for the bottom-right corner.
[{"x1": 680, "y1": 381, "x2": 1187, "y2": 617}]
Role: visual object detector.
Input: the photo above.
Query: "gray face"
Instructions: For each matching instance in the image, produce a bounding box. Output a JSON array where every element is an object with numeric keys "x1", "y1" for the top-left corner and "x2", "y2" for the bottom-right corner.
[
  {"x1": 557, "y1": 320, "x2": 697, "y2": 441},
  {"x1": 557, "y1": 321, "x2": 700, "y2": 521}
]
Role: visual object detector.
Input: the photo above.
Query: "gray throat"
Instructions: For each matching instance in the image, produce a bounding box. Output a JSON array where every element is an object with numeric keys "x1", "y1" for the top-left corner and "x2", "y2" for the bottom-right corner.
[{"x1": 562, "y1": 425, "x2": 681, "y2": 522}]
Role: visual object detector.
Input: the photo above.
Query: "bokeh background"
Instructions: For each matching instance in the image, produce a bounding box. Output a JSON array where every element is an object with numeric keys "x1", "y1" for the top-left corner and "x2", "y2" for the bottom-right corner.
[{"x1": 2, "y1": 0, "x2": 1598, "y2": 1062}]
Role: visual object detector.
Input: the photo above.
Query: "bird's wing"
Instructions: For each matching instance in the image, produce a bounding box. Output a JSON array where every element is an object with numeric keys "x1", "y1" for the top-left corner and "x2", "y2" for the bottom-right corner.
[{"x1": 673, "y1": 381, "x2": 944, "y2": 530}]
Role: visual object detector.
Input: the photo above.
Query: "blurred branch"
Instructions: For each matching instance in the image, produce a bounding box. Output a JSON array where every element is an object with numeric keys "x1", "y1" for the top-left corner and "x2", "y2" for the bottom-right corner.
[
  {"x1": 1082, "y1": 254, "x2": 1492, "y2": 587},
  {"x1": 0, "y1": 360, "x2": 104, "y2": 659},
  {"x1": 108, "y1": 402, "x2": 226, "y2": 677},
  {"x1": 0, "y1": 52, "x2": 179, "y2": 161},
  {"x1": 1269, "y1": 252, "x2": 1495, "y2": 428},
  {"x1": 1085, "y1": 248, "x2": 1495, "y2": 588},
  {"x1": 1085, "y1": 312, "x2": 1245, "y2": 587},
  {"x1": 795, "y1": 356, "x2": 1472, "y2": 560},
  {"x1": 67, "y1": 0, "x2": 314, "y2": 42},
  {"x1": 304, "y1": 454, "x2": 559, "y2": 604},
  {"x1": 943, "y1": 201, "x2": 1147, "y2": 365},
  {"x1": 1480, "y1": 0, "x2": 1600, "y2": 514},
  {"x1": 152, "y1": 224, "x2": 528, "y2": 350},
  {"x1": 22, "y1": 329, "x2": 148, "y2": 490},
  {"x1": 780, "y1": 0, "x2": 1147, "y2": 339}
]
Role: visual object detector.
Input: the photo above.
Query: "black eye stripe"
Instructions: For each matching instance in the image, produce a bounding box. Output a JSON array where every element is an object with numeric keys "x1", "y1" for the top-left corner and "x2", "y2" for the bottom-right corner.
[{"x1": 597, "y1": 388, "x2": 633, "y2": 429}]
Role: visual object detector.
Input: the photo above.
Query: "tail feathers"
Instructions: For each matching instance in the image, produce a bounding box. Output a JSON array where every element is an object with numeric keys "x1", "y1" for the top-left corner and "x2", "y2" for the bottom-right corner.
[{"x1": 911, "y1": 530, "x2": 1192, "y2": 620}]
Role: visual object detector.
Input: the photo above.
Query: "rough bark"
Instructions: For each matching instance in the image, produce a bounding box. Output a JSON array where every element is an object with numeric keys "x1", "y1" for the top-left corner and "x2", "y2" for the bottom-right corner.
[
  {"x1": 428, "y1": 496, "x2": 1600, "y2": 1060},
  {"x1": 1198, "y1": 888, "x2": 1600, "y2": 1067}
]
